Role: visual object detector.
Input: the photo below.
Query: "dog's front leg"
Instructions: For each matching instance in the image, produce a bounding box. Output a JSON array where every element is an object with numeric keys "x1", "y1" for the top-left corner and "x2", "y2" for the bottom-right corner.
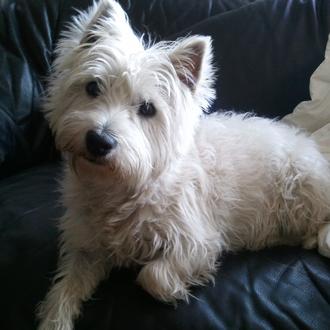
[
  {"x1": 137, "y1": 257, "x2": 192, "y2": 303},
  {"x1": 37, "y1": 249, "x2": 107, "y2": 330}
]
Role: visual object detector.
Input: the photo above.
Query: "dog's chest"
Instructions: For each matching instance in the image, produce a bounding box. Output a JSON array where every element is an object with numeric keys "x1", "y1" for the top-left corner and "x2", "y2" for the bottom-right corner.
[{"x1": 99, "y1": 204, "x2": 169, "y2": 266}]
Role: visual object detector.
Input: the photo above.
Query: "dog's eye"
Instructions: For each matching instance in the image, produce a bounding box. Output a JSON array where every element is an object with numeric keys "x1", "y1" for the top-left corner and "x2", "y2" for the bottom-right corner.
[
  {"x1": 138, "y1": 102, "x2": 156, "y2": 117},
  {"x1": 85, "y1": 81, "x2": 101, "y2": 98}
]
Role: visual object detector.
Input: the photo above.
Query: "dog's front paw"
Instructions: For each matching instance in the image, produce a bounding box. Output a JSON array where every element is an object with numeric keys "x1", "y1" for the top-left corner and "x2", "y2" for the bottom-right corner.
[
  {"x1": 37, "y1": 296, "x2": 75, "y2": 330},
  {"x1": 137, "y1": 260, "x2": 190, "y2": 303},
  {"x1": 318, "y1": 224, "x2": 330, "y2": 258},
  {"x1": 37, "y1": 319, "x2": 73, "y2": 330},
  {"x1": 37, "y1": 309, "x2": 74, "y2": 330}
]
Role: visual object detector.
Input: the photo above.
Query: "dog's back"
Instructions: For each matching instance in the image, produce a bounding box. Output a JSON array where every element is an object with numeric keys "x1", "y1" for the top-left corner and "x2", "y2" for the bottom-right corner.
[{"x1": 197, "y1": 112, "x2": 330, "y2": 251}]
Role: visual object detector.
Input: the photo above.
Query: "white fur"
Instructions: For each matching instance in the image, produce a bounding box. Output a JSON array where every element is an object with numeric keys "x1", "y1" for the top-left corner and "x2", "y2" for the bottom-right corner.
[{"x1": 37, "y1": 1, "x2": 330, "y2": 329}]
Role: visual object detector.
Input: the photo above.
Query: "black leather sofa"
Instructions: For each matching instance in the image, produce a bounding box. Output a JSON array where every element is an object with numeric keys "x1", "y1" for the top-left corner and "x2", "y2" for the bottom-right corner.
[{"x1": 1, "y1": 0, "x2": 330, "y2": 329}]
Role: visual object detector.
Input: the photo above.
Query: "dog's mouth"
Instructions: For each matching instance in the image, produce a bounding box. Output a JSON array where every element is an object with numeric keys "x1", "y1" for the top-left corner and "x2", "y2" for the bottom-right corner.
[
  {"x1": 70, "y1": 153, "x2": 116, "y2": 175},
  {"x1": 83, "y1": 154, "x2": 108, "y2": 166}
]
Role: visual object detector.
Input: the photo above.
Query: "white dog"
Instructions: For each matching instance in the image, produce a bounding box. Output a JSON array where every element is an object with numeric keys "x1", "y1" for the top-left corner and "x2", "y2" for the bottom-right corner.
[{"x1": 37, "y1": 0, "x2": 330, "y2": 329}]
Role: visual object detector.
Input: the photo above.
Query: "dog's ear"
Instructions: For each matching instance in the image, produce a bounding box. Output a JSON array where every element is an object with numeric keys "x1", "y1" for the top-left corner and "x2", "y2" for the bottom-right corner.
[
  {"x1": 169, "y1": 36, "x2": 216, "y2": 110},
  {"x1": 79, "y1": 0, "x2": 128, "y2": 46}
]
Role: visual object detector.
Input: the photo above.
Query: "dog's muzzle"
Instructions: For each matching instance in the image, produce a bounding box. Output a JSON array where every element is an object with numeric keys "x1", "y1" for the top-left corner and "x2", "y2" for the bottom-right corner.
[{"x1": 85, "y1": 130, "x2": 117, "y2": 158}]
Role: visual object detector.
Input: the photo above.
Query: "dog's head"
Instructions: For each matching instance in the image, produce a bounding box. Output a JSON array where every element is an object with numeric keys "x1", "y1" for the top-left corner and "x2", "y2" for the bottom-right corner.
[{"x1": 45, "y1": 0, "x2": 215, "y2": 188}]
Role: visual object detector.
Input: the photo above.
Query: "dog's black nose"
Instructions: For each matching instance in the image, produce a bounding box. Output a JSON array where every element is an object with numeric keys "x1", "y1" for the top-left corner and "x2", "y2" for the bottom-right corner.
[{"x1": 86, "y1": 130, "x2": 117, "y2": 157}]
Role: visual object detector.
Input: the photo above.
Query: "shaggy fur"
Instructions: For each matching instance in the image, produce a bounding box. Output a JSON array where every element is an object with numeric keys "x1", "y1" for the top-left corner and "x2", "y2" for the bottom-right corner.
[{"x1": 37, "y1": 1, "x2": 330, "y2": 329}]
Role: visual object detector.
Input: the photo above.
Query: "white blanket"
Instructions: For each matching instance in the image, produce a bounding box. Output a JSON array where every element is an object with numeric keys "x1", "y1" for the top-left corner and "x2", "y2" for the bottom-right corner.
[{"x1": 283, "y1": 34, "x2": 330, "y2": 162}]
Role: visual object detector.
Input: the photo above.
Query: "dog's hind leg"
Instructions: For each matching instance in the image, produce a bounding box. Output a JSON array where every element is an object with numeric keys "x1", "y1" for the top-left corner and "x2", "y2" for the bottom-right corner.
[{"x1": 37, "y1": 249, "x2": 107, "y2": 330}]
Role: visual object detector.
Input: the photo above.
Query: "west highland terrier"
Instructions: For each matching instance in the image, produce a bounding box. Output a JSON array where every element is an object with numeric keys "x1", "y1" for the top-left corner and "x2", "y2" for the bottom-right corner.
[{"x1": 37, "y1": 0, "x2": 330, "y2": 329}]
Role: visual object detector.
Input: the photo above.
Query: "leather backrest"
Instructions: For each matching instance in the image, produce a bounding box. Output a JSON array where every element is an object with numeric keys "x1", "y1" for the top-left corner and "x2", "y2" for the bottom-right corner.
[{"x1": 1, "y1": 0, "x2": 329, "y2": 178}]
